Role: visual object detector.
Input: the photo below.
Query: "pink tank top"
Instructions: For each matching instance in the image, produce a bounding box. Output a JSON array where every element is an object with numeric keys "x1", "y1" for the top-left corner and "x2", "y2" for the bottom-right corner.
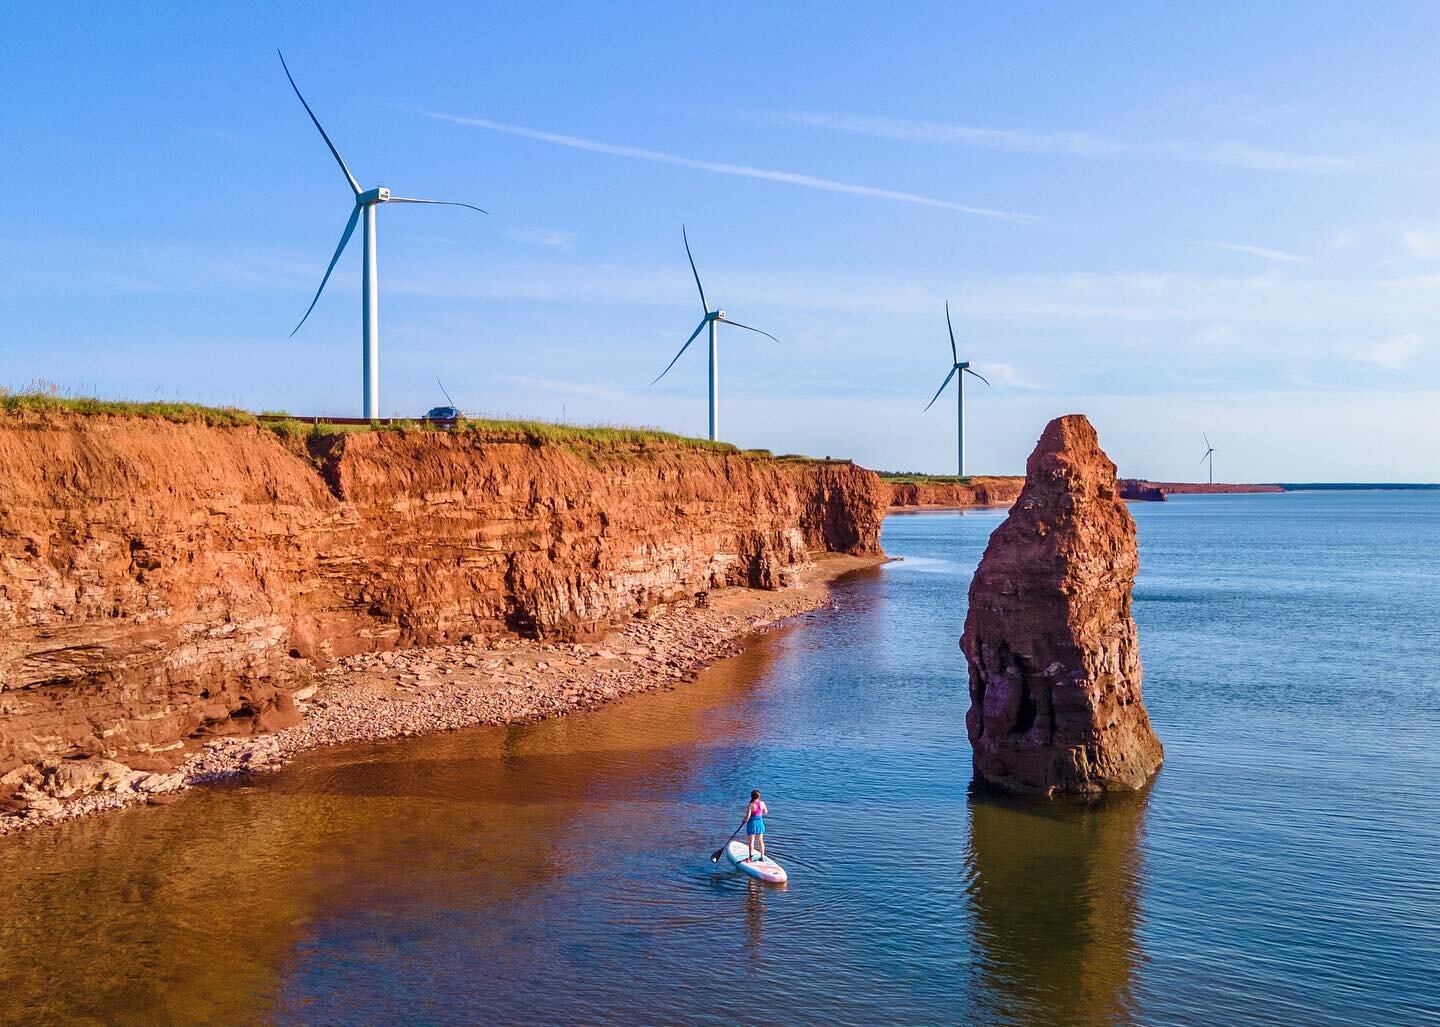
[{"x1": 749, "y1": 800, "x2": 767, "y2": 818}]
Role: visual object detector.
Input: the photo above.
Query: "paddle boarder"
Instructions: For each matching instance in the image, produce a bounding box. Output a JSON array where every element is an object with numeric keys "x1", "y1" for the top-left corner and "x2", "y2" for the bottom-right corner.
[{"x1": 741, "y1": 789, "x2": 768, "y2": 863}]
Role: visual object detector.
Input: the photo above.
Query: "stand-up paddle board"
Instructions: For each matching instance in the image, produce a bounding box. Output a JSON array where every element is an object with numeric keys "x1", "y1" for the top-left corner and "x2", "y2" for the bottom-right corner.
[{"x1": 725, "y1": 840, "x2": 788, "y2": 883}]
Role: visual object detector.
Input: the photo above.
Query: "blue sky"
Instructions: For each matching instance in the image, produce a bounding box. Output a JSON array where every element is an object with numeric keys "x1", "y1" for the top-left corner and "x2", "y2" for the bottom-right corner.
[{"x1": 4, "y1": 2, "x2": 1439, "y2": 480}]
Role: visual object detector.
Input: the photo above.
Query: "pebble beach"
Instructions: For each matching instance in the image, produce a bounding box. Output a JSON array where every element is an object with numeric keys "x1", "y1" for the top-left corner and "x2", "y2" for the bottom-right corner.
[{"x1": 1, "y1": 553, "x2": 882, "y2": 837}]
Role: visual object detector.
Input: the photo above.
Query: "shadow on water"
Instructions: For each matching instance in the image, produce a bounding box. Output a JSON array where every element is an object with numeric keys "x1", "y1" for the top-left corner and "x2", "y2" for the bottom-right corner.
[{"x1": 964, "y1": 785, "x2": 1151, "y2": 1027}]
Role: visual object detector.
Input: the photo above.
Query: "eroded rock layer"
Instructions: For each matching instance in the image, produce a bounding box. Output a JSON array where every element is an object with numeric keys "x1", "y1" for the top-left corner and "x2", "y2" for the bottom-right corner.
[
  {"x1": 959, "y1": 415, "x2": 1162, "y2": 795},
  {"x1": 887, "y1": 476, "x2": 1024, "y2": 510},
  {"x1": 0, "y1": 414, "x2": 886, "y2": 778},
  {"x1": 1121, "y1": 479, "x2": 1282, "y2": 499},
  {"x1": 1117, "y1": 479, "x2": 1168, "y2": 502}
]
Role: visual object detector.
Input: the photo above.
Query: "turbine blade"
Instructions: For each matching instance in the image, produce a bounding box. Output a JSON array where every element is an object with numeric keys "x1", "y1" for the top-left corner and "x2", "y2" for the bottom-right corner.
[
  {"x1": 278, "y1": 50, "x2": 361, "y2": 196},
  {"x1": 1200, "y1": 452, "x2": 1210, "y2": 464},
  {"x1": 945, "y1": 300, "x2": 958, "y2": 363},
  {"x1": 682, "y1": 225, "x2": 708, "y2": 314},
  {"x1": 1203, "y1": 432, "x2": 1212, "y2": 448},
  {"x1": 650, "y1": 319, "x2": 708, "y2": 385},
  {"x1": 964, "y1": 367, "x2": 992, "y2": 387},
  {"x1": 720, "y1": 319, "x2": 780, "y2": 344},
  {"x1": 923, "y1": 366, "x2": 959, "y2": 411},
  {"x1": 290, "y1": 205, "x2": 361, "y2": 337},
  {"x1": 387, "y1": 196, "x2": 489, "y2": 214}
]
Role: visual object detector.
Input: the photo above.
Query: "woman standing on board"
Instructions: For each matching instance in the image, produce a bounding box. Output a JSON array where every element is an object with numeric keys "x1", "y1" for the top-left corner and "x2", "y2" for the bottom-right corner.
[{"x1": 741, "y1": 790, "x2": 768, "y2": 862}]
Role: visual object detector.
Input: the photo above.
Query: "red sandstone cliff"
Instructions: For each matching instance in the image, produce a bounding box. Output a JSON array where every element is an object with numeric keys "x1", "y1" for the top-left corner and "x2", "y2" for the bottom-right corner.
[
  {"x1": 959, "y1": 415, "x2": 1162, "y2": 795},
  {"x1": 887, "y1": 476, "x2": 1025, "y2": 510},
  {"x1": 1121, "y1": 479, "x2": 1283, "y2": 499},
  {"x1": 0, "y1": 414, "x2": 886, "y2": 779},
  {"x1": 1117, "y1": 479, "x2": 1167, "y2": 502}
]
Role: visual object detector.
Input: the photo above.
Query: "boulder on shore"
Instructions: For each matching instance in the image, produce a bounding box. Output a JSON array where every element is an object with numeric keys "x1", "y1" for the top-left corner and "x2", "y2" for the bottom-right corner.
[{"x1": 960, "y1": 414, "x2": 1163, "y2": 795}]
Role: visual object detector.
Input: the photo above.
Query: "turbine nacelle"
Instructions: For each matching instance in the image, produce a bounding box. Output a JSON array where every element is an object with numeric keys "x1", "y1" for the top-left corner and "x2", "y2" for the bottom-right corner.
[
  {"x1": 713, "y1": 310, "x2": 726, "y2": 321},
  {"x1": 358, "y1": 186, "x2": 391, "y2": 206}
]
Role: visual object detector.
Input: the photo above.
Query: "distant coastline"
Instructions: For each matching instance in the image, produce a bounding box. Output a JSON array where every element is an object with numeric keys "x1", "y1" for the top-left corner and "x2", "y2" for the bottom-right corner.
[
  {"x1": 1121, "y1": 480, "x2": 1284, "y2": 499},
  {"x1": 1120, "y1": 479, "x2": 1439, "y2": 502},
  {"x1": 884, "y1": 474, "x2": 1440, "y2": 510},
  {"x1": 1276, "y1": 482, "x2": 1440, "y2": 491}
]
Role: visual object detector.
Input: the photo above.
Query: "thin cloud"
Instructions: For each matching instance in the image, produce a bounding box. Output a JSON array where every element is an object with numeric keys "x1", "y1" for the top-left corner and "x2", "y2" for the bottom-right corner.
[
  {"x1": 504, "y1": 226, "x2": 578, "y2": 250},
  {"x1": 414, "y1": 108, "x2": 1040, "y2": 222},
  {"x1": 1191, "y1": 324, "x2": 1235, "y2": 347},
  {"x1": 1201, "y1": 241, "x2": 1314, "y2": 264},
  {"x1": 177, "y1": 124, "x2": 250, "y2": 144},
  {"x1": 1348, "y1": 333, "x2": 1424, "y2": 370},
  {"x1": 759, "y1": 110, "x2": 1368, "y2": 175},
  {"x1": 498, "y1": 375, "x2": 634, "y2": 400},
  {"x1": 1402, "y1": 228, "x2": 1440, "y2": 258},
  {"x1": 975, "y1": 361, "x2": 1047, "y2": 390}
]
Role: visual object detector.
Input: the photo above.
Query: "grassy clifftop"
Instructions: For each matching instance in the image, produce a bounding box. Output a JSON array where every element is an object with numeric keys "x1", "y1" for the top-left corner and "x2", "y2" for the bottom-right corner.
[
  {"x1": 2, "y1": 391, "x2": 257, "y2": 427},
  {"x1": 878, "y1": 472, "x2": 974, "y2": 485},
  {"x1": 0, "y1": 390, "x2": 806, "y2": 459}
]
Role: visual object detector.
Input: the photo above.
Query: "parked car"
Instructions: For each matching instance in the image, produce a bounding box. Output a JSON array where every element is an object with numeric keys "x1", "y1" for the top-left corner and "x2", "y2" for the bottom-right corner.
[{"x1": 422, "y1": 406, "x2": 462, "y2": 421}]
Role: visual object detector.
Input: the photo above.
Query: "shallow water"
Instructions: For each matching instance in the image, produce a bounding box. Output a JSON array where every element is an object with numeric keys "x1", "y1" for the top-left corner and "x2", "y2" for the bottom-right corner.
[{"x1": 2, "y1": 492, "x2": 1438, "y2": 1025}]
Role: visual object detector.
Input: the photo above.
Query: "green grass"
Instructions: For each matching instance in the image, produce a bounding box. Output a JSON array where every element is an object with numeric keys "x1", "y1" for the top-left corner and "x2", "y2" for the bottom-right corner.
[
  {"x1": 774, "y1": 452, "x2": 851, "y2": 464},
  {"x1": 0, "y1": 388, "x2": 784, "y2": 457},
  {"x1": 1, "y1": 389, "x2": 257, "y2": 427},
  {"x1": 454, "y1": 417, "x2": 739, "y2": 453},
  {"x1": 877, "y1": 472, "x2": 975, "y2": 484}
]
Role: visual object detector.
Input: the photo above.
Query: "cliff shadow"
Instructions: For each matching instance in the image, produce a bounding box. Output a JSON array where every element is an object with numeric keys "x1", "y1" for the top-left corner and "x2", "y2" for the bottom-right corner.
[{"x1": 964, "y1": 786, "x2": 1152, "y2": 1026}]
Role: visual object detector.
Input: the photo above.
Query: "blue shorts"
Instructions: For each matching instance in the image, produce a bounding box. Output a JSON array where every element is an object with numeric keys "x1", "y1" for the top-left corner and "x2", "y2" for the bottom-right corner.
[{"x1": 747, "y1": 817, "x2": 765, "y2": 836}]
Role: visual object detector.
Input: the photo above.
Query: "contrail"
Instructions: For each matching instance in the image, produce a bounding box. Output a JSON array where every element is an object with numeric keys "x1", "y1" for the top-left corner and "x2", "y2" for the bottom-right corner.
[
  {"x1": 763, "y1": 110, "x2": 1368, "y2": 175},
  {"x1": 1201, "y1": 241, "x2": 1314, "y2": 264},
  {"x1": 417, "y1": 109, "x2": 1040, "y2": 223}
]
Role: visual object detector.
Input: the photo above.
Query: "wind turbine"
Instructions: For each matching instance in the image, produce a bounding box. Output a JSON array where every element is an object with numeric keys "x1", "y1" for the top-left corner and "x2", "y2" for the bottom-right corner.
[
  {"x1": 651, "y1": 226, "x2": 778, "y2": 442},
  {"x1": 923, "y1": 301, "x2": 990, "y2": 477},
  {"x1": 279, "y1": 51, "x2": 487, "y2": 420},
  {"x1": 1201, "y1": 434, "x2": 1216, "y2": 484}
]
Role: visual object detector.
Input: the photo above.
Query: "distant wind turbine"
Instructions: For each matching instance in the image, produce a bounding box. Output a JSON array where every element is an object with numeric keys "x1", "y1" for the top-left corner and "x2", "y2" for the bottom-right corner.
[
  {"x1": 1201, "y1": 434, "x2": 1216, "y2": 484},
  {"x1": 923, "y1": 302, "x2": 990, "y2": 476},
  {"x1": 279, "y1": 50, "x2": 487, "y2": 419},
  {"x1": 651, "y1": 227, "x2": 779, "y2": 442}
]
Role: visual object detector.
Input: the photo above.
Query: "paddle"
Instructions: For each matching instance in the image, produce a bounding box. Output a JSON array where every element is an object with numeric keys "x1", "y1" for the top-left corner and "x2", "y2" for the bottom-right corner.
[{"x1": 710, "y1": 823, "x2": 746, "y2": 863}]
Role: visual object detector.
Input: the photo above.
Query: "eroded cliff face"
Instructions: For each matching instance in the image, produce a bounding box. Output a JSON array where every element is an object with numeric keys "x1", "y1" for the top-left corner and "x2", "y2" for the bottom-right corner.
[
  {"x1": 888, "y1": 476, "x2": 1024, "y2": 510},
  {"x1": 1117, "y1": 479, "x2": 1168, "y2": 502},
  {"x1": 1122, "y1": 480, "x2": 1283, "y2": 496},
  {"x1": 959, "y1": 415, "x2": 1162, "y2": 795},
  {"x1": 0, "y1": 414, "x2": 886, "y2": 780}
]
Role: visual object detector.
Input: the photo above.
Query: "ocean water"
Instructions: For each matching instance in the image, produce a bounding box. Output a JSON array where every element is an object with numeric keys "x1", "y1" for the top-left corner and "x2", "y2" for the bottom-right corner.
[{"x1": 2, "y1": 492, "x2": 1438, "y2": 1025}]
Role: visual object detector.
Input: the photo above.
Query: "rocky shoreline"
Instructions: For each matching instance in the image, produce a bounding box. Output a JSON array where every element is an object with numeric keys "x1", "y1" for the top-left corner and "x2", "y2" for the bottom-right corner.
[{"x1": 0, "y1": 553, "x2": 882, "y2": 839}]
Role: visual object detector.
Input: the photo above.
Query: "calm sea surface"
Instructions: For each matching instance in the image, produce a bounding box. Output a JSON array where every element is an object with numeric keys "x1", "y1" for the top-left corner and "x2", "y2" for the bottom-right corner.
[{"x1": 3, "y1": 492, "x2": 1439, "y2": 1025}]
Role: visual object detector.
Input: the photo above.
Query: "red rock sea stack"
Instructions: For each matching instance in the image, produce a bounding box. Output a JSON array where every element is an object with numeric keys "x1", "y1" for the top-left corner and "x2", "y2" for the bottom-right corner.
[{"x1": 960, "y1": 414, "x2": 1163, "y2": 795}]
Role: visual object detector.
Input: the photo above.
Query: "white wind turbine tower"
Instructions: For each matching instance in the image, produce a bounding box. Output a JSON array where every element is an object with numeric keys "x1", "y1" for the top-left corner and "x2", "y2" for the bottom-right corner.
[
  {"x1": 924, "y1": 301, "x2": 990, "y2": 476},
  {"x1": 651, "y1": 226, "x2": 779, "y2": 442},
  {"x1": 1201, "y1": 434, "x2": 1217, "y2": 484},
  {"x1": 279, "y1": 51, "x2": 487, "y2": 419}
]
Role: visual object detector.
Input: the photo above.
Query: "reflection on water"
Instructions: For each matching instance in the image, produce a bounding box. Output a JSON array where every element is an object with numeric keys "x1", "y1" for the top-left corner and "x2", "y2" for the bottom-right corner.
[
  {"x1": 966, "y1": 790, "x2": 1148, "y2": 1026},
  {"x1": 2, "y1": 494, "x2": 1439, "y2": 1024},
  {"x1": 745, "y1": 878, "x2": 768, "y2": 951},
  {"x1": 0, "y1": 632, "x2": 800, "y2": 1025}
]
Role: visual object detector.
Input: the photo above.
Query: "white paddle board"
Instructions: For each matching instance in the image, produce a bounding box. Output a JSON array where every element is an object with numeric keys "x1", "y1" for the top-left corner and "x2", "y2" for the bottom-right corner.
[{"x1": 725, "y1": 840, "x2": 788, "y2": 883}]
